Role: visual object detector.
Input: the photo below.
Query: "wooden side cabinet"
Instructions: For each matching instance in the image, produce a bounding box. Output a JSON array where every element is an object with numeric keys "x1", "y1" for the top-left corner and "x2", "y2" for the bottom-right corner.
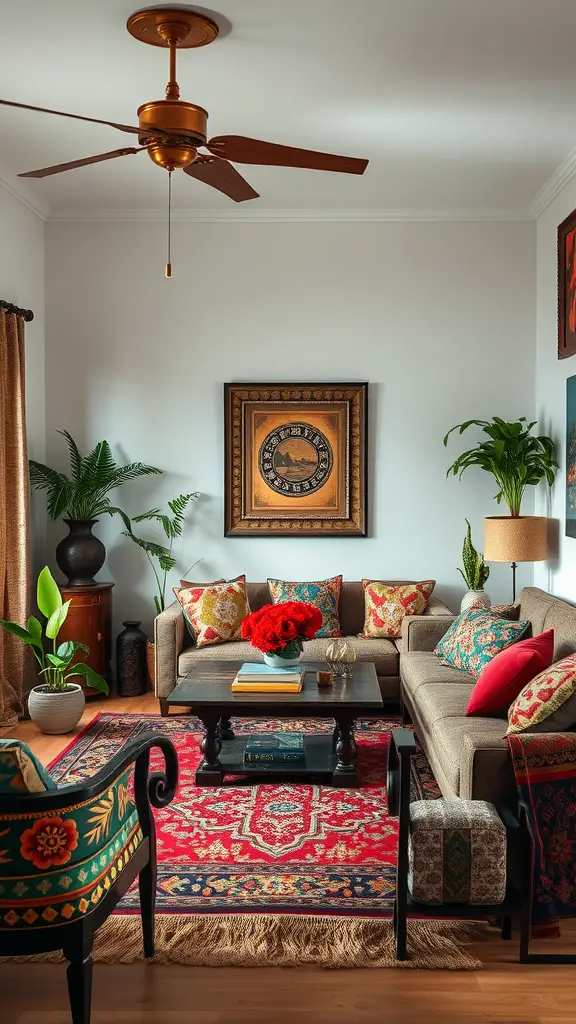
[{"x1": 58, "y1": 583, "x2": 114, "y2": 699}]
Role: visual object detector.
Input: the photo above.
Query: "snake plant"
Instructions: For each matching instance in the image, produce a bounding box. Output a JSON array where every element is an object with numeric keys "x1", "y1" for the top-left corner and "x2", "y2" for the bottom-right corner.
[{"x1": 457, "y1": 519, "x2": 490, "y2": 591}]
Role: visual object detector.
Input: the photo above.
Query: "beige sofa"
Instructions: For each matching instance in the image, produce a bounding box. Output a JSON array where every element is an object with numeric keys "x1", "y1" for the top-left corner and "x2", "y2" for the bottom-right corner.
[
  {"x1": 400, "y1": 587, "x2": 576, "y2": 807},
  {"x1": 154, "y1": 580, "x2": 452, "y2": 713}
]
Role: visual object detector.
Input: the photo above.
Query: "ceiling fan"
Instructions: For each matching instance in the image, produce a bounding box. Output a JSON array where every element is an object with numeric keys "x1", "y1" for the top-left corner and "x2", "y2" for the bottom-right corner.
[{"x1": 0, "y1": 6, "x2": 369, "y2": 203}]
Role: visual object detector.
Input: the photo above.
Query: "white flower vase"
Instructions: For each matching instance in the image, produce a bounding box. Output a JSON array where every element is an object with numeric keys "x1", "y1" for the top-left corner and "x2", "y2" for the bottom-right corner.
[
  {"x1": 460, "y1": 589, "x2": 491, "y2": 613},
  {"x1": 28, "y1": 683, "x2": 85, "y2": 735},
  {"x1": 262, "y1": 639, "x2": 302, "y2": 668}
]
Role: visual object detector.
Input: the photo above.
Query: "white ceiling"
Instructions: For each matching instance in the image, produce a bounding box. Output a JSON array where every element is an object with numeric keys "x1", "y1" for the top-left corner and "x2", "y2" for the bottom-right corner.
[{"x1": 2, "y1": 0, "x2": 576, "y2": 217}]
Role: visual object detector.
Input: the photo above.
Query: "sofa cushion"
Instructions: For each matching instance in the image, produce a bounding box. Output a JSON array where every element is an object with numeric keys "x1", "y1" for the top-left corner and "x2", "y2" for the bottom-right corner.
[
  {"x1": 174, "y1": 577, "x2": 250, "y2": 648},
  {"x1": 361, "y1": 580, "x2": 435, "y2": 639},
  {"x1": 467, "y1": 630, "x2": 554, "y2": 717},
  {"x1": 178, "y1": 635, "x2": 399, "y2": 677},
  {"x1": 267, "y1": 576, "x2": 342, "y2": 638},
  {"x1": 401, "y1": 651, "x2": 475, "y2": 703},
  {"x1": 435, "y1": 607, "x2": 530, "y2": 678},
  {"x1": 404, "y1": 680, "x2": 475, "y2": 731},
  {"x1": 507, "y1": 651, "x2": 576, "y2": 734}
]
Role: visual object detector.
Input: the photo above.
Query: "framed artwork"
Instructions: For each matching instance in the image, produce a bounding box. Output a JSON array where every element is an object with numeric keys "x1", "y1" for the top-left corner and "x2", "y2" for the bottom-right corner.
[
  {"x1": 567, "y1": 375, "x2": 576, "y2": 537},
  {"x1": 224, "y1": 382, "x2": 368, "y2": 537},
  {"x1": 558, "y1": 208, "x2": 576, "y2": 359}
]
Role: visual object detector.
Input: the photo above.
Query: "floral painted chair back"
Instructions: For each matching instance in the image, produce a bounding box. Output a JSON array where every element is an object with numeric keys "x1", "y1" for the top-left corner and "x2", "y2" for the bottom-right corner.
[{"x1": 0, "y1": 739, "x2": 144, "y2": 932}]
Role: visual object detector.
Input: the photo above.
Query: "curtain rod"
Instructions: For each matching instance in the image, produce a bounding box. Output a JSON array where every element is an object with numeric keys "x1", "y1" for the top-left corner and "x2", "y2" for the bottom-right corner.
[{"x1": 0, "y1": 299, "x2": 34, "y2": 322}]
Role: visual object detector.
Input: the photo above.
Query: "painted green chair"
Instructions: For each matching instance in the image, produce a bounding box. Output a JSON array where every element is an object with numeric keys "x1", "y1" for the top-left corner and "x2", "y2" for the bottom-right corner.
[{"x1": 0, "y1": 734, "x2": 178, "y2": 1023}]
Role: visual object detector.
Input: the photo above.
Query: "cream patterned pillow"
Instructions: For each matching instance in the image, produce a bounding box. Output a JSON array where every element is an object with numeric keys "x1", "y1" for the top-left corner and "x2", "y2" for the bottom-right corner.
[{"x1": 174, "y1": 576, "x2": 250, "y2": 648}]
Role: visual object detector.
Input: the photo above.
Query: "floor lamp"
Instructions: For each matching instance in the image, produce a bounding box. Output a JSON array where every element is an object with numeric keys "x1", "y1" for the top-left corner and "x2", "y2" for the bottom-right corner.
[{"x1": 484, "y1": 517, "x2": 548, "y2": 602}]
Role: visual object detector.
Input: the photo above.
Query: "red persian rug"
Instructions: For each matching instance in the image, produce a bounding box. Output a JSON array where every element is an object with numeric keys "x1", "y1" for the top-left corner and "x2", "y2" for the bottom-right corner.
[{"x1": 45, "y1": 714, "x2": 481, "y2": 968}]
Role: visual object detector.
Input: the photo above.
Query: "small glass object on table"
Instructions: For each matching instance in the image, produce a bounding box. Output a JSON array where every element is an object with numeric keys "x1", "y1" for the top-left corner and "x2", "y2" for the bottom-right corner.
[{"x1": 325, "y1": 638, "x2": 357, "y2": 677}]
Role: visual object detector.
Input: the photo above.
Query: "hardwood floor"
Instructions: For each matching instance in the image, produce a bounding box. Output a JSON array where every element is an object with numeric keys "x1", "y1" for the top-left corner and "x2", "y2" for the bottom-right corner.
[{"x1": 3, "y1": 695, "x2": 576, "y2": 1023}]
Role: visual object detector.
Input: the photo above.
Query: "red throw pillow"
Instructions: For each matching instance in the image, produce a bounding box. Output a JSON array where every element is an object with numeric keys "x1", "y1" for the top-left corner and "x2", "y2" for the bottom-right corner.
[{"x1": 466, "y1": 630, "x2": 554, "y2": 717}]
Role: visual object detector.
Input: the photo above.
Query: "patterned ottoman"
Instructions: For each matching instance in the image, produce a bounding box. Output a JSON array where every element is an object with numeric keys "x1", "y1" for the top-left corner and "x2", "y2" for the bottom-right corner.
[{"x1": 408, "y1": 799, "x2": 507, "y2": 905}]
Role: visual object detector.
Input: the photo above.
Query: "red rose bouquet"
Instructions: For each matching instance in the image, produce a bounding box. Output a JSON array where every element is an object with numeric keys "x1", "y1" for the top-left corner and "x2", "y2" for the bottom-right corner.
[{"x1": 241, "y1": 601, "x2": 322, "y2": 660}]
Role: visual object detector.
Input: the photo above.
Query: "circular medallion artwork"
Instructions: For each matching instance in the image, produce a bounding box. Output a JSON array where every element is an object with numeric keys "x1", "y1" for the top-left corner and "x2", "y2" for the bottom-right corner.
[{"x1": 259, "y1": 422, "x2": 334, "y2": 496}]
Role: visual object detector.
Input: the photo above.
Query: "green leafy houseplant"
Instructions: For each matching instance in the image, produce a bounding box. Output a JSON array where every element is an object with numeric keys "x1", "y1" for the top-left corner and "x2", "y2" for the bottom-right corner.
[
  {"x1": 458, "y1": 519, "x2": 490, "y2": 591},
  {"x1": 444, "y1": 417, "x2": 558, "y2": 517},
  {"x1": 122, "y1": 493, "x2": 198, "y2": 615},
  {"x1": 0, "y1": 567, "x2": 108, "y2": 694},
  {"x1": 29, "y1": 430, "x2": 161, "y2": 522}
]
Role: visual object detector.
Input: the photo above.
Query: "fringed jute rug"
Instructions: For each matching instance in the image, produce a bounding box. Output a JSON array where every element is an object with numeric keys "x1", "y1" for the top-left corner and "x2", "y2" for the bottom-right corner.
[{"x1": 42, "y1": 713, "x2": 484, "y2": 969}]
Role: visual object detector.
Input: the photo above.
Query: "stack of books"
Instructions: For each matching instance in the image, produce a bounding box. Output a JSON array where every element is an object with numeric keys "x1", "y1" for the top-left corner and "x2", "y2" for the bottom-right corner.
[
  {"x1": 231, "y1": 663, "x2": 305, "y2": 693},
  {"x1": 244, "y1": 732, "x2": 306, "y2": 767}
]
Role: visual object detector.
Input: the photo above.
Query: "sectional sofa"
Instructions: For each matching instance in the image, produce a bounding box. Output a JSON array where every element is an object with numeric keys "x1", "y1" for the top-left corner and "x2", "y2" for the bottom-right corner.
[{"x1": 400, "y1": 586, "x2": 576, "y2": 806}]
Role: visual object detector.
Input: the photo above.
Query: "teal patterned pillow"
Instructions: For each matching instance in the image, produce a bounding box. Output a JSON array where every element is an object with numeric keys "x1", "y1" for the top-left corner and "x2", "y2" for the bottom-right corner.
[
  {"x1": 267, "y1": 576, "x2": 342, "y2": 638},
  {"x1": 0, "y1": 740, "x2": 57, "y2": 794},
  {"x1": 435, "y1": 607, "x2": 530, "y2": 678}
]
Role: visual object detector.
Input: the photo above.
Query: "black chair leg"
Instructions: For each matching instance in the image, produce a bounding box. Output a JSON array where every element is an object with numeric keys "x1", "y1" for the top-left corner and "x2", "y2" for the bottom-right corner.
[
  {"x1": 139, "y1": 858, "x2": 157, "y2": 958},
  {"x1": 501, "y1": 914, "x2": 512, "y2": 940},
  {"x1": 64, "y1": 933, "x2": 94, "y2": 1024},
  {"x1": 394, "y1": 894, "x2": 407, "y2": 961}
]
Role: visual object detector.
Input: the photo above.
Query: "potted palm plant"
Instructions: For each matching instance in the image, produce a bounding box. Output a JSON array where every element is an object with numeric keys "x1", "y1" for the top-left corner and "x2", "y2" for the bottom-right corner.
[
  {"x1": 0, "y1": 567, "x2": 108, "y2": 734},
  {"x1": 457, "y1": 519, "x2": 490, "y2": 611},
  {"x1": 444, "y1": 417, "x2": 558, "y2": 599},
  {"x1": 121, "y1": 493, "x2": 198, "y2": 687},
  {"x1": 29, "y1": 431, "x2": 161, "y2": 586}
]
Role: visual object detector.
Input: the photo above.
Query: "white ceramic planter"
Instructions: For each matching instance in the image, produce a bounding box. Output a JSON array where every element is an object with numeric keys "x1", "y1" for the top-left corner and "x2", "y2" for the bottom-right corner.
[
  {"x1": 28, "y1": 683, "x2": 85, "y2": 735},
  {"x1": 460, "y1": 589, "x2": 491, "y2": 613}
]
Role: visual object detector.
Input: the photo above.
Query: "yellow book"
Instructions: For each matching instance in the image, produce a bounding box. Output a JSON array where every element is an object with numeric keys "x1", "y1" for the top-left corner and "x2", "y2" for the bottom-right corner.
[{"x1": 231, "y1": 680, "x2": 303, "y2": 693}]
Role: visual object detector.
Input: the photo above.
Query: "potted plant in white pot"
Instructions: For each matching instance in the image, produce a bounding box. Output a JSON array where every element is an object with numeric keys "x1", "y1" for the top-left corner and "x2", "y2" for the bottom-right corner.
[
  {"x1": 457, "y1": 519, "x2": 490, "y2": 612},
  {"x1": 0, "y1": 566, "x2": 108, "y2": 734},
  {"x1": 29, "y1": 430, "x2": 161, "y2": 586},
  {"x1": 121, "y1": 492, "x2": 198, "y2": 687},
  {"x1": 444, "y1": 417, "x2": 558, "y2": 600}
]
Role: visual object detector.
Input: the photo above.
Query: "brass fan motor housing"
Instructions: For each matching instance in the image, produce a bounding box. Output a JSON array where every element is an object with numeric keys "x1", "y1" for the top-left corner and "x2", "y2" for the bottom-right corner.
[{"x1": 137, "y1": 99, "x2": 207, "y2": 169}]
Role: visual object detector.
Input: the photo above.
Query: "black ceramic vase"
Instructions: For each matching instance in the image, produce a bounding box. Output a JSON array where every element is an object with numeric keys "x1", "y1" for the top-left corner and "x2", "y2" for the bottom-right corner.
[
  {"x1": 55, "y1": 519, "x2": 106, "y2": 586},
  {"x1": 116, "y1": 621, "x2": 147, "y2": 697}
]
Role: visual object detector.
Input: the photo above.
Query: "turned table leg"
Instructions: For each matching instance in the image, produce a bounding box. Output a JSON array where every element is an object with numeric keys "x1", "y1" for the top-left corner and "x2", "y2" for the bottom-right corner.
[
  {"x1": 332, "y1": 717, "x2": 359, "y2": 787},
  {"x1": 218, "y1": 715, "x2": 235, "y2": 741},
  {"x1": 196, "y1": 716, "x2": 224, "y2": 786}
]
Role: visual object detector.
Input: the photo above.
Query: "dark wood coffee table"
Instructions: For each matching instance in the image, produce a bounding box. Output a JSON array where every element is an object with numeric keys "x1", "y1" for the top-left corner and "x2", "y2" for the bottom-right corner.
[{"x1": 166, "y1": 660, "x2": 382, "y2": 787}]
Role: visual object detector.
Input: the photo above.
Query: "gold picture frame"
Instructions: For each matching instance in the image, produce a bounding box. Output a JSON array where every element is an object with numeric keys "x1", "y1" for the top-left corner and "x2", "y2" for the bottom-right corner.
[{"x1": 224, "y1": 382, "x2": 368, "y2": 537}]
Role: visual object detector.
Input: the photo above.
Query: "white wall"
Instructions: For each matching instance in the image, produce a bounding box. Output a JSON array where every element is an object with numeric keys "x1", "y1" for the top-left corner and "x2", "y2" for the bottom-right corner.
[
  {"x1": 45, "y1": 219, "x2": 535, "y2": 634},
  {"x1": 535, "y1": 180, "x2": 576, "y2": 600},
  {"x1": 0, "y1": 185, "x2": 45, "y2": 569}
]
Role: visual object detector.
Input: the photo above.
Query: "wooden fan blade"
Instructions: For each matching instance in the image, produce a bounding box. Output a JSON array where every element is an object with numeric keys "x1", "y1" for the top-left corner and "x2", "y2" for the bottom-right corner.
[
  {"x1": 19, "y1": 147, "x2": 147, "y2": 178},
  {"x1": 206, "y1": 136, "x2": 368, "y2": 175},
  {"x1": 184, "y1": 156, "x2": 259, "y2": 202},
  {"x1": 0, "y1": 99, "x2": 196, "y2": 142}
]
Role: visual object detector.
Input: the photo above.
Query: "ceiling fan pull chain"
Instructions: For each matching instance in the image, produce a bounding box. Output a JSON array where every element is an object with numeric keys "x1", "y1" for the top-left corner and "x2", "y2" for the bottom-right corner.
[{"x1": 165, "y1": 170, "x2": 172, "y2": 278}]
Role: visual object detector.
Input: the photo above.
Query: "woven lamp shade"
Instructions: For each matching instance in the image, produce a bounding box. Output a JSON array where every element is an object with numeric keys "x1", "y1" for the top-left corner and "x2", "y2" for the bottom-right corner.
[{"x1": 483, "y1": 516, "x2": 548, "y2": 563}]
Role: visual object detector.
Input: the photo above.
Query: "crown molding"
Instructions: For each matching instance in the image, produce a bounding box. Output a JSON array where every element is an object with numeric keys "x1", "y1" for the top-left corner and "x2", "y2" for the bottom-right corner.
[
  {"x1": 0, "y1": 172, "x2": 48, "y2": 222},
  {"x1": 47, "y1": 205, "x2": 532, "y2": 224},
  {"x1": 530, "y1": 146, "x2": 576, "y2": 219}
]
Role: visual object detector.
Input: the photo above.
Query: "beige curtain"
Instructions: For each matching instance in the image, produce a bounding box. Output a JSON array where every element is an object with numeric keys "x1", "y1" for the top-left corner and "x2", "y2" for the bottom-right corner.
[{"x1": 0, "y1": 308, "x2": 31, "y2": 728}]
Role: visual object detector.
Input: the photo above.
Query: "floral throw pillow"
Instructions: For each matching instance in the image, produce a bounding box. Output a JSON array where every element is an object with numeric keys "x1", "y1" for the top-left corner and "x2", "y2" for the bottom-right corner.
[
  {"x1": 362, "y1": 580, "x2": 435, "y2": 639},
  {"x1": 0, "y1": 740, "x2": 57, "y2": 794},
  {"x1": 435, "y1": 607, "x2": 530, "y2": 679},
  {"x1": 267, "y1": 576, "x2": 342, "y2": 638},
  {"x1": 507, "y1": 653, "x2": 576, "y2": 734},
  {"x1": 174, "y1": 576, "x2": 250, "y2": 648}
]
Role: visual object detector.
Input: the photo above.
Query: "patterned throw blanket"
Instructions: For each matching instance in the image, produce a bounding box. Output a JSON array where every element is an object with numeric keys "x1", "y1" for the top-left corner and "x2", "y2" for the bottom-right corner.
[{"x1": 507, "y1": 732, "x2": 576, "y2": 926}]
